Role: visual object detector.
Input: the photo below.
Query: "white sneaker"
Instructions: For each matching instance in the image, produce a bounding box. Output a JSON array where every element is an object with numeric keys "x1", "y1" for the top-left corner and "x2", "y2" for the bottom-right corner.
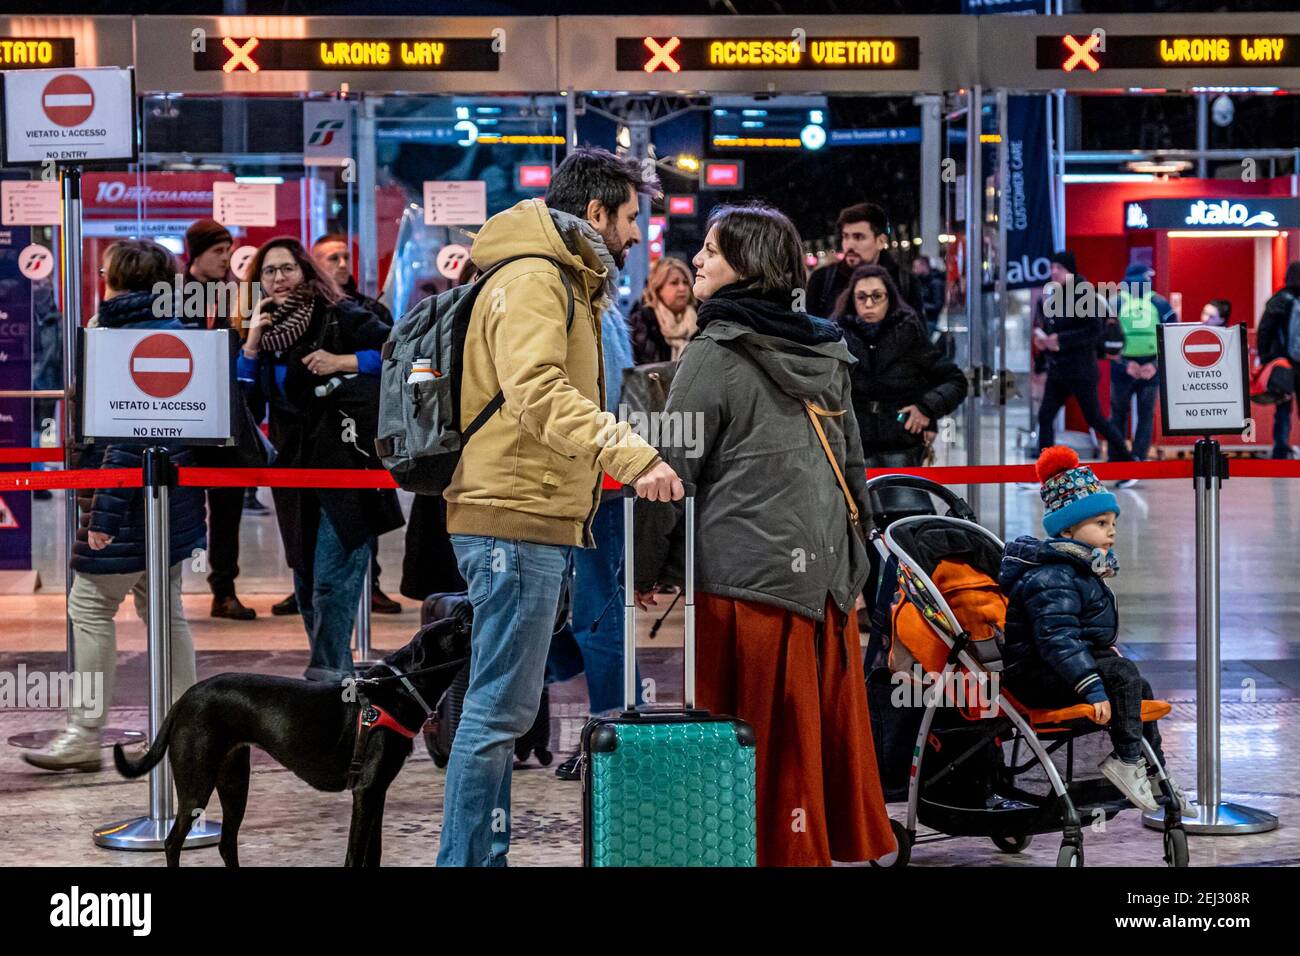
[
  {"x1": 1115, "y1": 478, "x2": 1140, "y2": 490},
  {"x1": 20, "y1": 726, "x2": 102, "y2": 772},
  {"x1": 1100, "y1": 754, "x2": 1159, "y2": 811}
]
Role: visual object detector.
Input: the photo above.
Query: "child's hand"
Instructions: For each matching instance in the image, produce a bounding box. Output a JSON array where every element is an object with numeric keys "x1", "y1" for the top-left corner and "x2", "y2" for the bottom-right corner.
[{"x1": 1090, "y1": 700, "x2": 1111, "y2": 724}]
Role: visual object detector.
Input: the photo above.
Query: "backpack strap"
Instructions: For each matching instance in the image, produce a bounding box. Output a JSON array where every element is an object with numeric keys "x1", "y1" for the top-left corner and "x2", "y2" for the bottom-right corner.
[{"x1": 462, "y1": 256, "x2": 577, "y2": 442}]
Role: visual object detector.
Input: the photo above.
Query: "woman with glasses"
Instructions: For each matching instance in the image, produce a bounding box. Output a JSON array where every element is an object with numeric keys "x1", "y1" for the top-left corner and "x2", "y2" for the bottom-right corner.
[
  {"x1": 831, "y1": 263, "x2": 967, "y2": 498},
  {"x1": 236, "y1": 237, "x2": 403, "y2": 682}
]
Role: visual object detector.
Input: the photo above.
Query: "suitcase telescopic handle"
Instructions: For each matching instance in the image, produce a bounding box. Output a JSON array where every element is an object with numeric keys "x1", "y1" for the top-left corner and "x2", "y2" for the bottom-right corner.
[{"x1": 622, "y1": 481, "x2": 696, "y2": 712}]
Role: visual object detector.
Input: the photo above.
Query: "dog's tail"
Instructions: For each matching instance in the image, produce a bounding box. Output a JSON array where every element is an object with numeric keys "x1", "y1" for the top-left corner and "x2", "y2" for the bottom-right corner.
[{"x1": 113, "y1": 706, "x2": 177, "y2": 779}]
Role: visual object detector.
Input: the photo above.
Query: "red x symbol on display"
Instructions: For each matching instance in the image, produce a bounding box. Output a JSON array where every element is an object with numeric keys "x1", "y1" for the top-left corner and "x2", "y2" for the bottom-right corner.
[
  {"x1": 1061, "y1": 34, "x2": 1101, "y2": 72},
  {"x1": 223, "y1": 36, "x2": 261, "y2": 74},
  {"x1": 643, "y1": 36, "x2": 682, "y2": 73}
]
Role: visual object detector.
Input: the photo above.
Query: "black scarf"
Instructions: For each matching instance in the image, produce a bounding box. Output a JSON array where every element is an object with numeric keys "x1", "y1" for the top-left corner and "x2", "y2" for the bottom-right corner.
[
  {"x1": 696, "y1": 281, "x2": 843, "y2": 346},
  {"x1": 260, "y1": 286, "x2": 317, "y2": 353}
]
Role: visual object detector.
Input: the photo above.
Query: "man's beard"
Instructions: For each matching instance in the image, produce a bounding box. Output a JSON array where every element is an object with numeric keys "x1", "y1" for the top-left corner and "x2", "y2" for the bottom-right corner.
[{"x1": 601, "y1": 224, "x2": 629, "y2": 270}]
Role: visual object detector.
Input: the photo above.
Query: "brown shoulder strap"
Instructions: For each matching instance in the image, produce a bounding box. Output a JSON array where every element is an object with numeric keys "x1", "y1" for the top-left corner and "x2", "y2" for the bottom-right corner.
[{"x1": 803, "y1": 401, "x2": 860, "y2": 525}]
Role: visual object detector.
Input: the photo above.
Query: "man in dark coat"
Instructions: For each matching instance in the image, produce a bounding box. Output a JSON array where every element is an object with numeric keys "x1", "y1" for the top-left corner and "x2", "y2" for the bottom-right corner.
[
  {"x1": 806, "y1": 202, "x2": 925, "y2": 320},
  {"x1": 311, "y1": 233, "x2": 401, "y2": 613},
  {"x1": 1256, "y1": 261, "x2": 1300, "y2": 459},
  {"x1": 1033, "y1": 251, "x2": 1133, "y2": 460}
]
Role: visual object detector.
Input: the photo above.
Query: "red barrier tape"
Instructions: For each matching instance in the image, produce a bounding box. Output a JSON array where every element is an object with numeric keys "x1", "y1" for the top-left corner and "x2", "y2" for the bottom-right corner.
[
  {"x1": 0, "y1": 448, "x2": 63, "y2": 464},
  {"x1": 177, "y1": 467, "x2": 398, "y2": 489},
  {"x1": 4, "y1": 458, "x2": 1300, "y2": 492},
  {"x1": 0, "y1": 469, "x2": 141, "y2": 491}
]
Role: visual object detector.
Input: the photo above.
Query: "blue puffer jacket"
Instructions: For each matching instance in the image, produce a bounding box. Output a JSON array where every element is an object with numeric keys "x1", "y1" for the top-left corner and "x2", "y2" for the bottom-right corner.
[
  {"x1": 70, "y1": 292, "x2": 208, "y2": 576},
  {"x1": 998, "y1": 535, "x2": 1118, "y2": 704}
]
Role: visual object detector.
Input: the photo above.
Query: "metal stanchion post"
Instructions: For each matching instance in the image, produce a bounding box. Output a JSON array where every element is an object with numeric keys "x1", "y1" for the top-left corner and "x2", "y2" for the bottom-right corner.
[
  {"x1": 1143, "y1": 438, "x2": 1277, "y2": 835},
  {"x1": 354, "y1": 567, "x2": 378, "y2": 670},
  {"x1": 94, "y1": 448, "x2": 220, "y2": 851}
]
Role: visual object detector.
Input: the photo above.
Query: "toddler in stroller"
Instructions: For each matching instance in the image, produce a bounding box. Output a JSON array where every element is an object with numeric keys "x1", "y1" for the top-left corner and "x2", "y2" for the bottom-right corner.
[
  {"x1": 1001, "y1": 446, "x2": 1191, "y2": 816},
  {"x1": 863, "y1": 464, "x2": 1190, "y2": 867}
]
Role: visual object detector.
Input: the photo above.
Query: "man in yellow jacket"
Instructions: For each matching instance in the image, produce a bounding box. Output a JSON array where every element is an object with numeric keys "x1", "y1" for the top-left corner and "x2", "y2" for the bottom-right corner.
[{"x1": 438, "y1": 148, "x2": 682, "y2": 866}]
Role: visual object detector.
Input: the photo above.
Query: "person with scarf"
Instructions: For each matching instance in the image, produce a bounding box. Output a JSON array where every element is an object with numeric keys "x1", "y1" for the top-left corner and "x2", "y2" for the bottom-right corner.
[
  {"x1": 236, "y1": 237, "x2": 402, "y2": 683},
  {"x1": 999, "y1": 446, "x2": 1190, "y2": 815},
  {"x1": 309, "y1": 232, "x2": 402, "y2": 615},
  {"x1": 832, "y1": 262, "x2": 967, "y2": 522},
  {"x1": 435, "y1": 149, "x2": 677, "y2": 867},
  {"x1": 634, "y1": 202, "x2": 897, "y2": 867},
  {"x1": 627, "y1": 255, "x2": 698, "y2": 364},
  {"x1": 24, "y1": 241, "x2": 205, "y2": 772}
]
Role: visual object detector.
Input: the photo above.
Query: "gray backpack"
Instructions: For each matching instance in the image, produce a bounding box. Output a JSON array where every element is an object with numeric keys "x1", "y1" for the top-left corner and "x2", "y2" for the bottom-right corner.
[
  {"x1": 375, "y1": 255, "x2": 574, "y2": 494},
  {"x1": 1286, "y1": 295, "x2": 1300, "y2": 364}
]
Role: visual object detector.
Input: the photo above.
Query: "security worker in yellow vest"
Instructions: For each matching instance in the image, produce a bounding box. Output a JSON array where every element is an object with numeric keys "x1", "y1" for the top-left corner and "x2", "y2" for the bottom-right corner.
[{"x1": 1107, "y1": 263, "x2": 1177, "y2": 485}]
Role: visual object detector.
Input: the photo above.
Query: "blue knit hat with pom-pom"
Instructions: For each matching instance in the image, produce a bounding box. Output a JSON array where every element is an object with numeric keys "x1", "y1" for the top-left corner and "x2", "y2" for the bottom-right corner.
[{"x1": 1037, "y1": 446, "x2": 1120, "y2": 537}]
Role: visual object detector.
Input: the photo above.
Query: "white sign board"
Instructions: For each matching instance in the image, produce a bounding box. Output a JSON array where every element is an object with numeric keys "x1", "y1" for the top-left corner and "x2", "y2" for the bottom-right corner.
[
  {"x1": 1, "y1": 181, "x2": 61, "y2": 226},
  {"x1": 1156, "y1": 323, "x2": 1249, "y2": 436},
  {"x1": 81, "y1": 328, "x2": 234, "y2": 443},
  {"x1": 213, "y1": 181, "x2": 277, "y2": 227},
  {"x1": 423, "y1": 180, "x2": 486, "y2": 226},
  {"x1": 1, "y1": 67, "x2": 137, "y2": 166}
]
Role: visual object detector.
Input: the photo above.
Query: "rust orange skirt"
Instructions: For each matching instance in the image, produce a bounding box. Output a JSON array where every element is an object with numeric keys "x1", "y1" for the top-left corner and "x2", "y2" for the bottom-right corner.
[{"x1": 695, "y1": 591, "x2": 897, "y2": 867}]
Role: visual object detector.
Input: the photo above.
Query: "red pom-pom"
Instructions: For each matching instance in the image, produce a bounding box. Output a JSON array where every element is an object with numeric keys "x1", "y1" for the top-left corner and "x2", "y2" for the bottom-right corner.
[{"x1": 1036, "y1": 445, "x2": 1079, "y2": 483}]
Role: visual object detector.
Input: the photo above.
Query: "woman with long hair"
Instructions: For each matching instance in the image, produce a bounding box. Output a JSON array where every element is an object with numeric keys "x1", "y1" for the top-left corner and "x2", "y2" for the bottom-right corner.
[
  {"x1": 627, "y1": 255, "x2": 698, "y2": 364},
  {"x1": 635, "y1": 203, "x2": 896, "y2": 866},
  {"x1": 831, "y1": 263, "x2": 968, "y2": 470},
  {"x1": 237, "y1": 237, "x2": 403, "y2": 681}
]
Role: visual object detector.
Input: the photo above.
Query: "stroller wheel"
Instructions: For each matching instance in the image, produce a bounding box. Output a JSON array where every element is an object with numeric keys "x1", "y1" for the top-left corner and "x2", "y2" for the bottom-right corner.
[
  {"x1": 869, "y1": 819, "x2": 912, "y2": 868},
  {"x1": 991, "y1": 833, "x2": 1033, "y2": 854},
  {"x1": 1163, "y1": 827, "x2": 1189, "y2": 868},
  {"x1": 1056, "y1": 843, "x2": 1083, "y2": 868}
]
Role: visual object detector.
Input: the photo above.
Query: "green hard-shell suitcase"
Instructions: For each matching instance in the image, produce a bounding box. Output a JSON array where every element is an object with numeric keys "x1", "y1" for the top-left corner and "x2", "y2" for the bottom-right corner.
[{"x1": 580, "y1": 487, "x2": 758, "y2": 867}]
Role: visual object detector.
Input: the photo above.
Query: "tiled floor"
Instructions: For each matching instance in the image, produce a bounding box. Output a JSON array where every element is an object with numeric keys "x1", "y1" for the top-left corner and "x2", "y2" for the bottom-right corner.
[{"x1": 1, "y1": 470, "x2": 1296, "y2": 866}]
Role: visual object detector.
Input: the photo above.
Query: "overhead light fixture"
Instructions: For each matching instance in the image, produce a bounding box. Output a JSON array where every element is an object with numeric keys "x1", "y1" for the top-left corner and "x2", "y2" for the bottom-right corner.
[
  {"x1": 1124, "y1": 159, "x2": 1192, "y2": 178},
  {"x1": 1167, "y1": 230, "x2": 1280, "y2": 238}
]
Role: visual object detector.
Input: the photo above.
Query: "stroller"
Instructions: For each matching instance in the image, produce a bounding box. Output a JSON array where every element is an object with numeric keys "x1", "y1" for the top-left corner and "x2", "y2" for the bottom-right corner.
[{"x1": 863, "y1": 475, "x2": 1189, "y2": 868}]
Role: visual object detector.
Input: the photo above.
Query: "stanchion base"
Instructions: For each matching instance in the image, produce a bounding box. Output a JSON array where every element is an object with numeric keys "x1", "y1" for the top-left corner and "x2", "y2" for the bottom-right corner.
[
  {"x1": 1142, "y1": 801, "x2": 1278, "y2": 835},
  {"x1": 93, "y1": 815, "x2": 222, "y2": 851},
  {"x1": 8, "y1": 727, "x2": 144, "y2": 750}
]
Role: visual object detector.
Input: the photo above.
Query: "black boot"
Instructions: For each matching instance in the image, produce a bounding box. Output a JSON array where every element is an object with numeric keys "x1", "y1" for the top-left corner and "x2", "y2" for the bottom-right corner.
[
  {"x1": 272, "y1": 593, "x2": 299, "y2": 616},
  {"x1": 211, "y1": 595, "x2": 257, "y2": 620}
]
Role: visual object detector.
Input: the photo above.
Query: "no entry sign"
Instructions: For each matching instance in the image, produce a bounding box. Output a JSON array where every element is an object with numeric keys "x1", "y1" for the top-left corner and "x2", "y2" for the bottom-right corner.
[
  {"x1": 129, "y1": 334, "x2": 193, "y2": 398},
  {"x1": 80, "y1": 327, "x2": 234, "y2": 444},
  {"x1": 1181, "y1": 328, "x2": 1223, "y2": 369},
  {"x1": 1157, "y1": 323, "x2": 1249, "y2": 437},
  {"x1": 42, "y1": 73, "x2": 94, "y2": 127},
  {"x1": 1, "y1": 66, "x2": 137, "y2": 167}
]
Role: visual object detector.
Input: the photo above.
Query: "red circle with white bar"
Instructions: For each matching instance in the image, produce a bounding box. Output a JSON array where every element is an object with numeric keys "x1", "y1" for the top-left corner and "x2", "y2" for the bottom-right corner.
[
  {"x1": 130, "y1": 334, "x2": 193, "y2": 398},
  {"x1": 1181, "y1": 328, "x2": 1223, "y2": 369},
  {"x1": 42, "y1": 74, "x2": 95, "y2": 128}
]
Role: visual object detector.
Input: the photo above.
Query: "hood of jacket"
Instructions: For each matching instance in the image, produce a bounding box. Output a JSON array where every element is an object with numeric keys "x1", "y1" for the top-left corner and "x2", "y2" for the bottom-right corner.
[
  {"x1": 696, "y1": 283, "x2": 852, "y2": 402},
  {"x1": 470, "y1": 198, "x2": 610, "y2": 301},
  {"x1": 998, "y1": 534, "x2": 1101, "y2": 591},
  {"x1": 95, "y1": 290, "x2": 176, "y2": 329}
]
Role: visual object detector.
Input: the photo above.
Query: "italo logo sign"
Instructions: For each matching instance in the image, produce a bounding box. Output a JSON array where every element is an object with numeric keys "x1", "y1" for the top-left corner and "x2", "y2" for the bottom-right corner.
[
  {"x1": 1124, "y1": 197, "x2": 1300, "y2": 231},
  {"x1": 1006, "y1": 254, "x2": 1051, "y2": 286},
  {"x1": 1184, "y1": 199, "x2": 1278, "y2": 228}
]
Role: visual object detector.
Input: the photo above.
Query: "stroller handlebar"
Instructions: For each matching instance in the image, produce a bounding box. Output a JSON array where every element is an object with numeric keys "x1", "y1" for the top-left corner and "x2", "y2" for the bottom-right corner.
[{"x1": 865, "y1": 474, "x2": 978, "y2": 523}]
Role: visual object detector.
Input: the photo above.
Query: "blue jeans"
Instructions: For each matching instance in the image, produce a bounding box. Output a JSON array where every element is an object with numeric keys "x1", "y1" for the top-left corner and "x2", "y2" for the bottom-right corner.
[
  {"x1": 1108, "y1": 359, "x2": 1159, "y2": 462},
  {"x1": 294, "y1": 508, "x2": 371, "y2": 682},
  {"x1": 1274, "y1": 400, "x2": 1292, "y2": 456},
  {"x1": 437, "y1": 534, "x2": 573, "y2": 867},
  {"x1": 545, "y1": 498, "x2": 641, "y2": 715}
]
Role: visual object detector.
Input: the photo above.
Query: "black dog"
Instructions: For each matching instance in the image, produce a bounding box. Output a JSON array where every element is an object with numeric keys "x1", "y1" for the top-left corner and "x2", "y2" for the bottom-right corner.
[{"x1": 114, "y1": 617, "x2": 470, "y2": 867}]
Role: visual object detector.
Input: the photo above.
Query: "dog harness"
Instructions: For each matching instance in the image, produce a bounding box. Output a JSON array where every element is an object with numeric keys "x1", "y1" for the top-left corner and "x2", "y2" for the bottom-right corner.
[{"x1": 344, "y1": 661, "x2": 436, "y2": 791}]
